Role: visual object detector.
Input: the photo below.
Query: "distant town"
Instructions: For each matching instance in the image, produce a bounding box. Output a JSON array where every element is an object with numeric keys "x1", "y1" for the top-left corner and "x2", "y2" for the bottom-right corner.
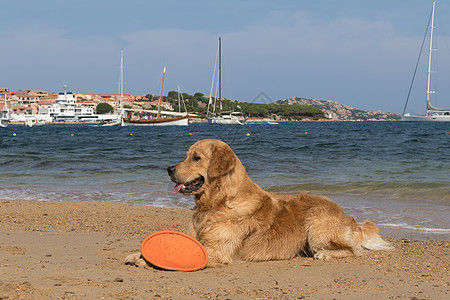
[
  {"x1": 0, "y1": 87, "x2": 400, "y2": 122},
  {"x1": 0, "y1": 87, "x2": 150, "y2": 116}
]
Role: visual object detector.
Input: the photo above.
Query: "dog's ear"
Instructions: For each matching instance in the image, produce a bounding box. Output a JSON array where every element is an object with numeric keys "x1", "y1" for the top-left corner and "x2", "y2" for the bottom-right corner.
[{"x1": 207, "y1": 142, "x2": 236, "y2": 178}]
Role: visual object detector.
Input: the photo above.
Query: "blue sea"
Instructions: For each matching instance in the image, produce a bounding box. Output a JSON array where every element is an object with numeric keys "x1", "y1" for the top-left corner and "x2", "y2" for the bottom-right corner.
[{"x1": 1, "y1": 122, "x2": 449, "y2": 240}]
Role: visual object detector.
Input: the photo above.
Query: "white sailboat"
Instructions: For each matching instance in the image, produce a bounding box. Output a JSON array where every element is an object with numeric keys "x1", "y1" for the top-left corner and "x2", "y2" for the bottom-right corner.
[
  {"x1": 103, "y1": 49, "x2": 126, "y2": 126},
  {"x1": 207, "y1": 37, "x2": 246, "y2": 125},
  {"x1": 402, "y1": 1, "x2": 450, "y2": 122},
  {"x1": 0, "y1": 94, "x2": 12, "y2": 128}
]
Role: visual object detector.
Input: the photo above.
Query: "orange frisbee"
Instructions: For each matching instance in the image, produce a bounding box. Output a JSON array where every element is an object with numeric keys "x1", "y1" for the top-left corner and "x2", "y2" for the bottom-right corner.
[{"x1": 141, "y1": 230, "x2": 208, "y2": 271}]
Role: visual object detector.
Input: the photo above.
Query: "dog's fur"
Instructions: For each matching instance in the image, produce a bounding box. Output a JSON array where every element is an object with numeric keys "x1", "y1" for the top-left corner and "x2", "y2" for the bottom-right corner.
[{"x1": 125, "y1": 139, "x2": 392, "y2": 267}]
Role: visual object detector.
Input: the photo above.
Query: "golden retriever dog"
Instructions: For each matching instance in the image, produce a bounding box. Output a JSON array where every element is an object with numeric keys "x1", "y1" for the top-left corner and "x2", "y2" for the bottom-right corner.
[{"x1": 125, "y1": 139, "x2": 392, "y2": 268}]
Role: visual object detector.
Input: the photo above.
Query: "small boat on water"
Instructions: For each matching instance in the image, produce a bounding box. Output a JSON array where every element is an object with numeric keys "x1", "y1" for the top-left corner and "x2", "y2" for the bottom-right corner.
[
  {"x1": 0, "y1": 95, "x2": 11, "y2": 128},
  {"x1": 207, "y1": 37, "x2": 246, "y2": 125},
  {"x1": 207, "y1": 111, "x2": 246, "y2": 125},
  {"x1": 402, "y1": 1, "x2": 450, "y2": 122},
  {"x1": 121, "y1": 66, "x2": 189, "y2": 126},
  {"x1": 267, "y1": 114, "x2": 279, "y2": 124},
  {"x1": 25, "y1": 118, "x2": 45, "y2": 127}
]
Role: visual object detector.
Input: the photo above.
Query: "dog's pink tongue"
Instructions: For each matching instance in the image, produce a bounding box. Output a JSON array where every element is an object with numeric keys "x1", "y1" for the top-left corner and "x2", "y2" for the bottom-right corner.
[{"x1": 173, "y1": 184, "x2": 184, "y2": 194}]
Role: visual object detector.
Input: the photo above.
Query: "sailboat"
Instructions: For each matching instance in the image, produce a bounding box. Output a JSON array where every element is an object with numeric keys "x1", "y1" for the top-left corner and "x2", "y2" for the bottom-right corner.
[
  {"x1": 0, "y1": 94, "x2": 12, "y2": 128},
  {"x1": 122, "y1": 66, "x2": 189, "y2": 126},
  {"x1": 103, "y1": 49, "x2": 126, "y2": 126},
  {"x1": 207, "y1": 37, "x2": 247, "y2": 125},
  {"x1": 402, "y1": 1, "x2": 450, "y2": 122}
]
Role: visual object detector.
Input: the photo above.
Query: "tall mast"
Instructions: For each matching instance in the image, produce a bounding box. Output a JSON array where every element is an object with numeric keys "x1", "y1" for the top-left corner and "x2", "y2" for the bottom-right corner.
[
  {"x1": 207, "y1": 38, "x2": 220, "y2": 115},
  {"x1": 157, "y1": 66, "x2": 166, "y2": 119},
  {"x1": 218, "y1": 36, "x2": 222, "y2": 112},
  {"x1": 119, "y1": 48, "x2": 124, "y2": 116},
  {"x1": 426, "y1": 1, "x2": 436, "y2": 115},
  {"x1": 177, "y1": 84, "x2": 181, "y2": 113}
]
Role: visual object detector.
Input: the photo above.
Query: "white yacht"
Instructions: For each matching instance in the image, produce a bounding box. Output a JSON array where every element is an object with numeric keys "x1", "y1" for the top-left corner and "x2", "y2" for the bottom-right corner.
[
  {"x1": 38, "y1": 86, "x2": 119, "y2": 122},
  {"x1": 207, "y1": 112, "x2": 246, "y2": 125}
]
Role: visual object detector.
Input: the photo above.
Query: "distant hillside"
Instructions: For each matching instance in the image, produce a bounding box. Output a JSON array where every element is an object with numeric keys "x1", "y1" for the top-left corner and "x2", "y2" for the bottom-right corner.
[{"x1": 274, "y1": 97, "x2": 400, "y2": 121}]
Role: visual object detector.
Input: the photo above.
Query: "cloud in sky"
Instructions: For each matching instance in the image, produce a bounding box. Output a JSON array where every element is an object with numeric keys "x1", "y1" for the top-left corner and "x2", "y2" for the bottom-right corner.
[{"x1": 1, "y1": 0, "x2": 449, "y2": 114}]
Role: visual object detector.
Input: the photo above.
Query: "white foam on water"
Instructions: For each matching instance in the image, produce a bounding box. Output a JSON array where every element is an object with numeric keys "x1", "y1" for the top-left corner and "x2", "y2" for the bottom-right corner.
[{"x1": 379, "y1": 223, "x2": 450, "y2": 233}]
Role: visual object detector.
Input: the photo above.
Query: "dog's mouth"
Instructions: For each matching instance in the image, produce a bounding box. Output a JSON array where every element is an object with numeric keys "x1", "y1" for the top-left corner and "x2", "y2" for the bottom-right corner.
[{"x1": 172, "y1": 176, "x2": 205, "y2": 194}]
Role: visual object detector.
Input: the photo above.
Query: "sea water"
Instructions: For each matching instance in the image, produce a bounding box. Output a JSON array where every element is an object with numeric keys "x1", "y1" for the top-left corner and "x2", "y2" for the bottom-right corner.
[{"x1": 0, "y1": 122, "x2": 448, "y2": 240}]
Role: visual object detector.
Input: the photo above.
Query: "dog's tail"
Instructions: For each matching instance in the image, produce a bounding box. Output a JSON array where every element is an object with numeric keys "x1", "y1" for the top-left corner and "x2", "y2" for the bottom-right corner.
[{"x1": 359, "y1": 220, "x2": 393, "y2": 251}]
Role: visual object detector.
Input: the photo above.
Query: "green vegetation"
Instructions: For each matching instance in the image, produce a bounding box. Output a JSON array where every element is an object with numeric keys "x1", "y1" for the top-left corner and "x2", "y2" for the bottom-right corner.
[
  {"x1": 157, "y1": 91, "x2": 326, "y2": 119},
  {"x1": 96, "y1": 102, "x2": 114, "y2": 114},
  {"x1": 238, "y1": 102, "x2": 324, "y2": 119}
]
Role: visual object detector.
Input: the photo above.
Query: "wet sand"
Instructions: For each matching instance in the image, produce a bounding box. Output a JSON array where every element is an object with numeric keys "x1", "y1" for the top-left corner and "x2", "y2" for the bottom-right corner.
[{"x1": 0, "y1": 199, "x2": 448, "y2": 299}]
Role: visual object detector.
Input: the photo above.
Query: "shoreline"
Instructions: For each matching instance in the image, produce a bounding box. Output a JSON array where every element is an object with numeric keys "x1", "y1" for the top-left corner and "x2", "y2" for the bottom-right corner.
[
  {"x1": 1, "y1": 199, "x2": 449, "y2": 299},
  {"x1": 7, "y1": 118, "x2": 401, "y2": 125}
]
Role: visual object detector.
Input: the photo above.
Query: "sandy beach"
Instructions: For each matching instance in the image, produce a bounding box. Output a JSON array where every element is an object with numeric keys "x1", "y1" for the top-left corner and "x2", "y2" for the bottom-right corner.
[{"x1": 0, "y1": 199, "x2": 448, "y2": 299}]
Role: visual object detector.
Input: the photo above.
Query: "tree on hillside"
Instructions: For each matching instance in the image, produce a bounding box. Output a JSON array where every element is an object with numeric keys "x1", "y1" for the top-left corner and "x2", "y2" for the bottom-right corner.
[
  {"x1": 167, "y1": 91, "x2": 178, "y2": 99},
  {"x1": 194, "y1": 92, "x2": 204, "y2": 100},
  {"x1": 96, "y1": 103, "x2": 114, "y2": 114}
]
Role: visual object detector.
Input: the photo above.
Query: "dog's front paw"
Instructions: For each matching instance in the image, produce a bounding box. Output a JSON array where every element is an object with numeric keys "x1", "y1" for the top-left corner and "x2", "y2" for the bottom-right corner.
[
  {"x1": 313, "y1": 251, "x2": 331, "y2": 261},
  {"x1": 205, "y1": 255, "x2": 232, "y2": 268},
  {"x1": 313, "y1": 249, "x2": 354, "y2": 260},
  {"x1": 124, "y1": 252, "x2": 151, "y2": 268}
]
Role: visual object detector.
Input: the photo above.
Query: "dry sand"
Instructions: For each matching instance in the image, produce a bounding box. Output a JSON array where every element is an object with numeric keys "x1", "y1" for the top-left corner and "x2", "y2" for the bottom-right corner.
[{"x1": 0, "y1": 199, "x2": 448, "y2": 299}]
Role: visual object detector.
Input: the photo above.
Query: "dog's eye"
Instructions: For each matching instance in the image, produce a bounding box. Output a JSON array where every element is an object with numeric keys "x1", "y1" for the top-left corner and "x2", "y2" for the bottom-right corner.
[{"x1": 193, "y1": 156, "x2": 201, "y2": 162}]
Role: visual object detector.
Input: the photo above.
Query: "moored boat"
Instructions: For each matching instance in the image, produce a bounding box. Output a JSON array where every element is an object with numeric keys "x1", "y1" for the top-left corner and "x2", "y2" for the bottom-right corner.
[
  {"x1": 121, "y1": 66, "x2": 189, "y2": 126},
  {"x1": 38, "y1": 85, "x2": 119, "y2": 123},
  {"x1": 402, "y1": 1, "x2": 450, "y2": 122},
  {"x1": 206, "y1": 37, "x2": 247, "y2": 125}
]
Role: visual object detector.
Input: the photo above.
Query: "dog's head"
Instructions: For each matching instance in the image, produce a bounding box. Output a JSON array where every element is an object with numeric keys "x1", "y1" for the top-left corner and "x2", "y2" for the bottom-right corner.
[{"x1": 167, "y1": 139, "x2": 236, "y2": 195}]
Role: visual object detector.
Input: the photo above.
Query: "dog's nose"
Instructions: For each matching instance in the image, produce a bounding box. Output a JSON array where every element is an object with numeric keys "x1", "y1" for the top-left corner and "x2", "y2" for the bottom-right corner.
[{"x1": 167, "y1": 165, "x2": 176, "y2": 176}]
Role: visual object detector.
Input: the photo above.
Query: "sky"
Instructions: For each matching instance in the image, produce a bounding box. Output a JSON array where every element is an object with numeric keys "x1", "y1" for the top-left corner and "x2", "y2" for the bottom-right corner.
[{"x1": 1, "y1": 0, "x2": 450, "y2": 114}]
